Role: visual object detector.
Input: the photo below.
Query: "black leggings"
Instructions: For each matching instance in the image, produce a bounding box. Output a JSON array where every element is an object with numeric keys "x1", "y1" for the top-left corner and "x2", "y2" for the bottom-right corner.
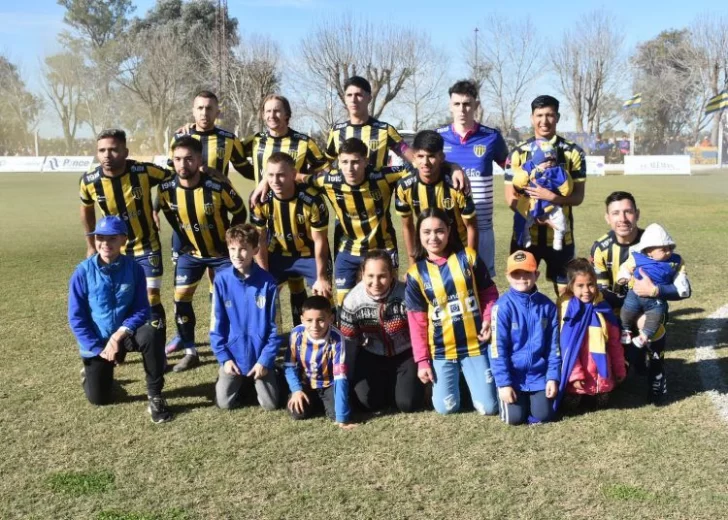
[
  {"x1": 352, "y1": 349, "x2": 424, "y2": 413},
  {"x1": 82, "y1": 323, "x2": 165, "y2": 405}
]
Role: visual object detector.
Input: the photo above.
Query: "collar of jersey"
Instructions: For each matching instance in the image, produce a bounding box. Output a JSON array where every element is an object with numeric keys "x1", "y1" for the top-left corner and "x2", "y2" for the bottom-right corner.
[{"x1": 346, "y1": 116, "x2": 376, "y2": 128}]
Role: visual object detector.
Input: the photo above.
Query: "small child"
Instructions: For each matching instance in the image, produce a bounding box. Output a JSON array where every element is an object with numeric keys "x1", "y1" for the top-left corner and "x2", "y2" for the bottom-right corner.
[
  {"x1": 210, "y1": 224, "x2": 282, "y2": 411},
  {"x1": 284, "y1": 295, "x2": 355, "y2": 429},
  {"x1": 491, "y1": 250, "x2": 561, "y2": 425},
  {"x1": 512, "y1": 139, "x2": 573, "y2": 251},
  {"x1": 556, "y1": 258, "x2": 626, "y2": 411},
  {"x1": 617, "y1": 223, "x2": 690, "y2": 349}
]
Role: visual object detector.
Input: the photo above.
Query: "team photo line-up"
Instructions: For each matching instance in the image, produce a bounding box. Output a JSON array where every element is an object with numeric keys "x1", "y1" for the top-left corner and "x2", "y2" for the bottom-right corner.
[{"x1": 69, "y1": 76, "x2": 692, "y2": 427}]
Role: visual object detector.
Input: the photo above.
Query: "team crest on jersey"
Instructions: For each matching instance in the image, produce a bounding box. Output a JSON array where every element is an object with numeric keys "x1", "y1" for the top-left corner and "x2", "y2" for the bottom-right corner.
[
  {"x1": 256, "y1": 294, "x2": 266, "y2": 309},
  {"x1": 217, "y1": 147, "x2": 225, "y2": 157},
  {"x1": 442, "y1": 198, "x2": 454, "y2": 210},
  {"x1": 204, "y1": 203, "x2": 214, "y2": 215},
  {"x1": 371, "y1": 189, "x2": 382, "y2": 201},
  {"x1": 287, "y1": 150, "x2": 298, "y2": 160},
  {"x1": 131, "y1": 187, "x2": 143, "y2": 200},
  {"x1": 473, "y1": 144, "x2": 487, "y2": 158},
  {"x1": 297, "y1": 214, "x2": 306, "y2": 225},
  {"x1": 369, "y1": 140, "x2": 379, "y2": 151},
  {"x1": 149, "y1": 255, "x2": 160, "y2": 268}
]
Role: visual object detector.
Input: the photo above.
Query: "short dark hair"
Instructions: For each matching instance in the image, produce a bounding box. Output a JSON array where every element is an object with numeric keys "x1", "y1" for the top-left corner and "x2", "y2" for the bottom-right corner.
[
  {"x1": 344, "y1": 76, "x2": 371, "y2": 94},
  {"x1": 171, "y1": 135, "x2": 203, "y2": 155},
  {"x1": 301, "y1": 295, "x2": 333, "y2": 314},
  {"x1": 412, "y1": 130, "x2": 444, "y2": 154},
  {"x1": 448, "y1": 80, "x2": 479, "y2": 100},
  {"x1": 604, "y1": 191, "x2": 637, "y2": 209},
  {"x1": 194, "y1": 90, "x2": 219, "y2": 104},
  {"x1": 339, "y1": 137, "x2": 369, "y2": 157},
  {"x1": 267, "y1": 151, "x2": 295, "y2": 168},
  {"x1": 531, "y1": 95, "x2": 560, "y2": 113},
  {"x1": 360, "y1": 249, "x2": 395, "y2": 277},
  {"x1": 97, "y1": 129, "x2": 126, "y2": 145},
  {"x1": 413, "y1": 208, "x2": 459, "y2": 262},
  {"x1": 225, "y1": 224, "x2": 259, "y2": 247}
]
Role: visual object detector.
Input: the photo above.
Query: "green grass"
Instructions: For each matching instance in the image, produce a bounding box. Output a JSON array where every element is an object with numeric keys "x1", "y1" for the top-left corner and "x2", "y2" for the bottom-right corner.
[{"x1": 1, "y1": 171, "x2": 728, "y2": 519}]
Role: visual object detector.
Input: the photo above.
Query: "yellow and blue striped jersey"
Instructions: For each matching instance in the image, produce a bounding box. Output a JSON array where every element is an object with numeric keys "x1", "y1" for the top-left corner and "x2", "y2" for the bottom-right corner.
[
  {"x1": 394, "y1": 168, "x2": 476, "y2": 247},
  {"x1": 505, "y1": 135, "x2": 586, "y2": 247},
  {"x1": 157, "y1": 173, "x2": 247, "y2": 259},
  {"x1": 284, "y1": 325, "x2": 347, "y2": 390},
  {"x1": 250, "y1": 185, "x2": 329, "y2": 257},
  {"x1": 326, "y1": 117, "x2": 406, "y2": 169},
  {"x1": 79, "y1": 160, "x2": 172, "y2": 257},
  {"x1": 242, "y1": 128, "x2": 328, "y2": 183},
  {"x1": 591, "y1": 229, "x2": 644, "y2": 297},
  {"x1": 405, "y1": 248, "x2": 490, "y2": 360},
  {"x1": 170, "y1": 127, "x2": 248, "y2": 177},
  {"x1": 308, "y1": 165, "x2": 409, "y2": 255}
]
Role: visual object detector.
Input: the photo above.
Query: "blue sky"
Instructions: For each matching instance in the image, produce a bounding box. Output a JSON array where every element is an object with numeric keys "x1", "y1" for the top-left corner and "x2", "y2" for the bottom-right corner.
[{"x1": 1, "y1": 0, "x2": 725, "y2": 136}]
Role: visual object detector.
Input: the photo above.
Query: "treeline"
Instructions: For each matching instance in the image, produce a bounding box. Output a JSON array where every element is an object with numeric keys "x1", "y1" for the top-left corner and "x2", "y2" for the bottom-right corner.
[{"x1": 1, "y1": 1, "x2": 726, "y2": 156}]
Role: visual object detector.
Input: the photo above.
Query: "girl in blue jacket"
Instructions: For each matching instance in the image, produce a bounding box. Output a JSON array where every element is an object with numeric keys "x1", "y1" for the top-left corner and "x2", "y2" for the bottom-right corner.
[{"x1": 490, "y1": 250, "x2": 561, "y2": 425}]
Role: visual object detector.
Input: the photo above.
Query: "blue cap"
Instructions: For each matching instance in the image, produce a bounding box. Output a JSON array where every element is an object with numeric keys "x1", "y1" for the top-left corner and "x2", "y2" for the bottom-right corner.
[
  {"x1": 87, "y1": 215, "x2": 128, "y2": 236},
  {"x1": 531, "y1": 138, "x2": 557, "y2": 165}
]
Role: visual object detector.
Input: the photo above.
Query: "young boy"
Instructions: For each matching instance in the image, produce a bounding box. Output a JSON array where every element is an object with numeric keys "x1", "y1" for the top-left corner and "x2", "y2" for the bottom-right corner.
[
  {"x1": 617, "y1": 223, "x2": 690, "y2": 349},
  {"x1": 284, "y1": 295, "x2": 355, "y2": 429},
  {"x1": 490, "y1": 250, "x2": 561, "y2": 425},
  {"x1": 395, "y1": 130, "x2": 478, "y2": 266},
  {"x1": 512, "y1": 138, "x2": 573, "y2": 251},
  {"x1": 210, "y1": 224, "x2": 281, "y2": 410}
]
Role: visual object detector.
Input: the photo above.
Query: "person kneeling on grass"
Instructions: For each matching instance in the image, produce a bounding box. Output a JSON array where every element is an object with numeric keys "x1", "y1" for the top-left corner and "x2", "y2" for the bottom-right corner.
[
  {"x1": 210, "y1": 224, "x2": 281, "y2": 411},
  {"x1": 490, "y1": 250, "x2": 560, "y2": 425},
  {"x1": 555, "y1": 259, "x2": 626, "y2": 412},
  {"x1": 68, "y1": 215, "x2": 172, "y2": 423},
  {"x1": 284, "y1": 296, "x2": 356, "y2": 429}
]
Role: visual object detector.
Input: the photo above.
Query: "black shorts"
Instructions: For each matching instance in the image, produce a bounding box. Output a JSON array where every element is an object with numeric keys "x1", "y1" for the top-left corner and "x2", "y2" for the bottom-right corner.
[{"x1": 510, "y1": 239, "x2": 575, "y2": 285}]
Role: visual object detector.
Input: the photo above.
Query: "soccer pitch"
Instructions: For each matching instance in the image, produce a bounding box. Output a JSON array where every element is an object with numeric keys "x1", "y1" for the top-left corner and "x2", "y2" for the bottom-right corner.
[{"x1": 1, "y1": 171, "x2": 727, "y2": 519}]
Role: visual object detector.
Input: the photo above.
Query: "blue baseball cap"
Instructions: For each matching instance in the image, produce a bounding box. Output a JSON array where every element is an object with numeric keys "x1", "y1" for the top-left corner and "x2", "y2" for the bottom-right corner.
[{"x1": 87, "y1": 215, "x2": 128, "y2": 236}]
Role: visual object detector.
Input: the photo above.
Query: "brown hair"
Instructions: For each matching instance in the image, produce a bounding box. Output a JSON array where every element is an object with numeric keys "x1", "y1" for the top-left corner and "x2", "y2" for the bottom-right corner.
[
  {"x1": 225, "y1": 224, "x2": 259, "y2": 248},
  {"x1": 360, "y1": 249, "x2": 395, "y2": 277},
  {"x1": 262, "y1": 94, "x2": 292, "y2": 121},
  {"x1": 266, "y1": 151, "x2": 295, "y2": 168},
  {"x1": 565, "y1": 258, "x2": 597, "y2": 297}
]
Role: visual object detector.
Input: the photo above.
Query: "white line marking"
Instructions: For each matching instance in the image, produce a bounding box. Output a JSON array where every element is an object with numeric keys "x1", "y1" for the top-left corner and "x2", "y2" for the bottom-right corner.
[{"x1": 695, "y1": 304, "x2": 728, "y2": 423}]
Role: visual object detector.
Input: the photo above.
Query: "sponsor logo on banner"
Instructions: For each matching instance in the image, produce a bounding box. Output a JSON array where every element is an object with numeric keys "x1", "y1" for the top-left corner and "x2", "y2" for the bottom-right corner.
[
  {"x1": 624, "y1": 156, "x2": 691, "y2": 175},
  {"x1": 0, "y1": 156, "x2": 46, "y2": 173},
  {"x1": 42, "y1": 156, "x2": 95, "y2": 172},
  {"x1": 586, "y1": 156, "x2": 606, "y2": 176}
]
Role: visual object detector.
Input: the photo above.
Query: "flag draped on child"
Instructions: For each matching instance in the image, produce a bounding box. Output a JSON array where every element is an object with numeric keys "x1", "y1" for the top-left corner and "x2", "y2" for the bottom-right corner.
[{"x1": 555, "y1": 293, "x2": 618, "y2": 410}]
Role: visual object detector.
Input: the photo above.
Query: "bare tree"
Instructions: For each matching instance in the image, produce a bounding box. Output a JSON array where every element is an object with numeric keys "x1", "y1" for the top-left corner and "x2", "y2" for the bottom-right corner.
[
  {"x1": 462, "y1": 27, "x2": 491, "y2": 122},
  {"x1": 687, "y1": 15, "x2": 728, "y2": 144},
  {"x1": 396, "y1": 36, "x2": 448, "y2": 131},
  {"x1": 300, "y1": 15, "x2": 419, "y2": 122},
  {"x1": 116, "y1": 25, "x2": 195, "y2": 152},
  {"x1": 475, "y1": 15, "x2": 542, "y2": 134},
  {"x1": 550, "y1": 9, "x2": 624, "y2": 134},
  {"x1": 42, "y1": 51, "x2": 86, "y2": 153}
]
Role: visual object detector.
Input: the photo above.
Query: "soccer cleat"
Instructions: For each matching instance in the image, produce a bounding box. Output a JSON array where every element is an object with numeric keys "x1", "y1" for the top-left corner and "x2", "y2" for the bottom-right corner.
[
  {"x1": 172, "y1": 353, "x2": 200, "y2": 373},
  {"x1": 620, "y1": 329, "x2": 632, "y2": 345},
  {"x1": 147, "y1": 396, "x2": 173, "y2": 423},
  {"x1": 165, "y1": 336, "x2": 183, "y2": 355}
]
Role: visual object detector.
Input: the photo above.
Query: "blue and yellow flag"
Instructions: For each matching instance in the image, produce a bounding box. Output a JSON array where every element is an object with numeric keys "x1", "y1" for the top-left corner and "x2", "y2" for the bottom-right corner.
[
  {"x1": 623, "y1": 93, "x2": 642, "y2": 109},
  {"x1": 705, "y1": 91, "x2": 728, "y2": 116}
]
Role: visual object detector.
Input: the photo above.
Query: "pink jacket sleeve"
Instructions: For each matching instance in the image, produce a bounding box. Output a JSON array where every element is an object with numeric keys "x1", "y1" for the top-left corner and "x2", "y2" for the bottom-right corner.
[
  {"x1": 407, "y1": 310, "x2": 430, "y2": 370},
  {"x1": 569, "y1": 357, "x2": 587, "y2": 382},
  {"x1": 478, "y1": 284, "x2": 499, "y2": 323}
]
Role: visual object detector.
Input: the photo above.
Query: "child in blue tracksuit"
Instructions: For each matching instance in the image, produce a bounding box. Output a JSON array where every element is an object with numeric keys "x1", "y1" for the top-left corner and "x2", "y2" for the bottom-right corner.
[
  {"x1": 210, "y1": 224, "x2": 281, "y2": 410},
  {"x1": 491, "y1": 250, "x2": 561, "y2": 425},
  {"x1": 512, "y1": 138, "x2": 573, "y2": 251},
  {"x1": 284, "y1": 295, "x2": 355, "y2": 429}
]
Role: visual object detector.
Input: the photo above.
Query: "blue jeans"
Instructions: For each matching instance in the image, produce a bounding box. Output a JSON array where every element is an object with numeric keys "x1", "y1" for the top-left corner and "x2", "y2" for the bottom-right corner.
[
  {"x1": 431, "y1": 354, "x2": 498, "y2": 415},
  {"x1": 621, "y1": 290, "x2": 667, "y2": 338},
  {"x1": 500, "y1": 390, "x2": 552, "y2": 425}
]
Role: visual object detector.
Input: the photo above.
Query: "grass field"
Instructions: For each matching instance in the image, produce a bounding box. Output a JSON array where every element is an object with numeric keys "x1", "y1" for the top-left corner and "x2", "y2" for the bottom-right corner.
[{"x1": 1, "y1": 171, "x2": 727, "y2": 520}]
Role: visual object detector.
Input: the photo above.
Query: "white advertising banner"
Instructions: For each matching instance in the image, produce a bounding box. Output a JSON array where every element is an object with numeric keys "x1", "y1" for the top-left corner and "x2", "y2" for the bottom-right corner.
[
  {"x1": 586, "y1": 156, "x2": 606, "y2": 176},
  {"x1": 43, "y1": 156, "x2": 95, "y2": 172},
  {"x1": 624, "y1": 155, "x2": 691, "y2": 175},
  {"x1": 0, "y1": 156, "x2": 46, "y2": 172}
]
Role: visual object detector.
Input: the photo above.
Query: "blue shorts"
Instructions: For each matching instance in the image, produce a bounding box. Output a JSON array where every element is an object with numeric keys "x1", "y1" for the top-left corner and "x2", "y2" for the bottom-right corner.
[
  {"x1": 174, "y1": 254, "x2": 231, "y2": 288},
  {"x1": 135, "y1": 251, "x2": 163, "y2": 286},
  {"x1": 268, "y1": 254, "x2": 331, "y2": 288},
  {"x1": 334, "y1": 249, "x2": 399, "y2": 293}
]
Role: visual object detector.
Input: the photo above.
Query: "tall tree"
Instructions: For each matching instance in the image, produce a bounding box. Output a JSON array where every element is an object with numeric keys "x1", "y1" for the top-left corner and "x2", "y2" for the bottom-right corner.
[
  {"x1": 0, "y1": 56, "x2": 42, "y2": 154},
  {"x1": 550, "y1": 9, "x2": 624, "y2": 134},
  {"x1": 57, "y1": 0, "x2": 134, "y2": 47},
  {"x1": 631, "y1": 30, "x2": 700, "y2": 153},
  {"x1": 475, "y1": 15, "x2": 542, "y2": 134},
  {"x1": 42, "y1": 50, "x2": 87, "y2": 153}
]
